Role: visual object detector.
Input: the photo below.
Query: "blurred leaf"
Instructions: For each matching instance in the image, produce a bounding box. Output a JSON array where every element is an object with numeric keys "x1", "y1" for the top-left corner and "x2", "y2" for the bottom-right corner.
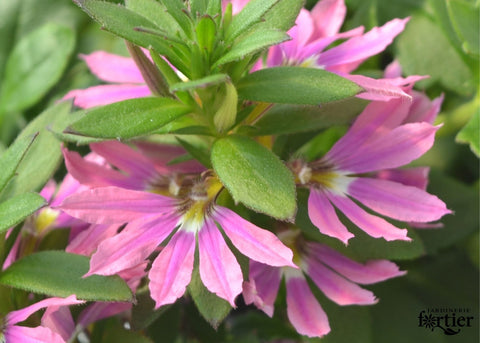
[
  {"x1": 244, "y1": 98, "x2": 366, "y2": 136},
  {"x1": 0, "y1": 102, "x2": 72, "y2": 200},
  {"x1": 66, "y1": 97, "x2": 192, "y2": 139},
  {"x1": 91, "y1": 317, "x2": 154, "y2": 343},
  {"x1": 213, "y1": 30, "x2": 289, "y2": 68},
  {"x1": 0, "y1": 251, "x2": 133, "y2": 301},
  {"x1": 125, "y1": 0, "x2": 182, "y2": 36},
  {"x1": 0, "y1": 23, "x2": 75, "y2": 116},
  {"x1": 229, "y1": 311, "x2": 298, "y2": 341},
  {"x1": 456, "y1": 110, "x2": 479, "y2": 156},
  {"x1": 397, "y1": 14, "x2": 475, "y2": 96},
  {"x1": 446, "y1": 0, "x2": 480, "y2": 57},
  {"x1": 188, "y1": 264, "x2": 232, "y2": 329},
  {"x1": 0, "y1": 192, "x2": 46, "y2": 234},
  {"x1": 416, "y1": 170, "x2": 479, "y2": 254},
  {"x1": 131, "y1": 290, "x2": 171, "y2": 330},
  {"x1": 211, "y1": 135, "x2": 296, "y2": 220},
  {"x1": 170, "y1": 74, "x2": 229, "y2": 93},
  {"x1": 0, "y1": 1, "x2": 22, "y2": 87},
  {"x1": 226, "y1": 0, "x2": 279, "y2": 42},
  {"x1": 0, "y1": 133, "x2": 37, "y2": 192},
  {"x1": 157, "y1": 0, "x2": 192, "y2": 38},
  {"x1": 176, "y1": 137, "x2": 212, "y2": 168},
  {"x1": 237, "y1": 67, "x2": 362, "y2": 105}
]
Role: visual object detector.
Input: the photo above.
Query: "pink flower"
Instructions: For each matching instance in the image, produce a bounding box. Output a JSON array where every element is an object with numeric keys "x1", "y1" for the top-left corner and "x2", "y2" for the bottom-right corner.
[
  {"x1": 63, "y1": 51, "x2": 151, "y2": 108},
  {"x1": 2, "y1": 295, "x2": 84, "y2": 343},
  {"x1": 57, "y1": 177, "x2": 296, "y2": 308},
  {"x1": 289, "y1": 89, "x2": 451, "y2": 243},
  {"x1": 243, "y1": 240, "x2": 405, "y2": 337}
]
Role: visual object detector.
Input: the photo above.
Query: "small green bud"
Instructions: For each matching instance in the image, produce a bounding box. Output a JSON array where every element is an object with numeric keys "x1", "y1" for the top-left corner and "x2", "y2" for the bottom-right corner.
[{"x1": 214, "y1": 82, "x2": 238, "y2": 133}]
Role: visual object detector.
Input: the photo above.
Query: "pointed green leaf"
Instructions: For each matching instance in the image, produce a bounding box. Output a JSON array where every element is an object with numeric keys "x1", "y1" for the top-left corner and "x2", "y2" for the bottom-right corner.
[
  {"x1": 158, "y1": 0, "x2": 192, "y2": 38},
  {"x1": 191, "y1": 0, "x2": 209, "y2": 16},
  {"x1": 66, "y1": 97, "x2": 192, "y2": 139},
  {"x1": 456, "y1": 110, "x2": 479, "y2": 156},
  {"x1": 170, "y1": 74, "x2": 229, "y2": 93},
  {"x1": 188, "y1": 264, "x2": 232, "y2": 329},
  {"x1": 0, "y1": 102, "x2": 72, "y2": 200},
  {"x1": 0, "y1": 23, "x2": 75, "y2": 116},
  {"x1": 237, "y1": 67, "x2": 363, "y2": 105},
  {"x1": 213, "y1": 29, "x2": 289, "y2": 68},
  {"x1": 206, "y1": 0, "x2": 222, "y2": 17},
  {"x1": 446, "y1": 0, "x2": 480, "y2": 57},
  {"x1": 0, "y1": 251, "x2": 133, "y2": 301},
  {"x1": 226, "y1": 0, "x2": 279, "y2": 42},
  {"x1": 211, "y1": 135, "x2": 296, "y2": 220},
  {"x1": 125, "y1": 0, "x2": 182, "y2": 36},
  {"x1": 259, "y1": 0, "x2": 305, "y2": 31},
  {"x1": 0, "y1": 193, "x2": 46, "y2": 234},
  {"x1": 0, "y1": 133, "x2": 37, "y2": 192},
  {"x1": 196, "y1": 16, "x2": 216, "y2": 53}
]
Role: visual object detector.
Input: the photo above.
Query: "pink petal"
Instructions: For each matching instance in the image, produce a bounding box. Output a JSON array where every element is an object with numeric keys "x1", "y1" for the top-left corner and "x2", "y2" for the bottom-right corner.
[
  {"x1": 87, "y1": 214, "x2": 178, "y2": 276},
  {"x1": 311, "y1": 0, "x2": 346, "y2": 37},
  {"x1": 317, "y1": 18, "x2": 409, "y2": 70},
  {"x1": 199, "y1": 219, "x2": 243, "y2": 307},
  {"x1": 345, "y1": 74, "x2": 411, "y2": 101},
  {"x1": 243, "y1": 261, "x2": 282, "y2": 317},
  {"x1": 384, "y1": 60, "x2": 403, "y2": 78},
  {"x1": 90, "y1": 141, "x2": 158, "y2": 182},
  {"x1": 213, "y1": 207, "x2": 296, "y2": 267},
  {"x1": 327, "y1": 192, "x2": 410, "y2": 241},
  {"x1": 348, "y1": 177, "x2": 451, "y2": 222},
  {"x1": 306, "y1": 256, "x2": 378, "y2": 305},
  {"x1": 285, "y1": 275, "x2": 330, "y2": 337},
  {"x1": 63, "y1": 148, "x2": 139, "y2": 190},
  {"x1": 41, "y1": 305, "x2": 75, "y2": 341},
  {"x1": 336, "y1": 123, "x2": 440, "y2": 173},
  {"x1": 80, "y1": 51, "x2": 145, "y2": 83},
  {"x1": 7, "y1": 296, "x2": 83, "y2": 326},
  {"x1": 66, "y1": 224, "x2": 120, "y2": 256},
  {"x1": 282, "y1": 9, "x2": 314, "y2": 59},
  {"x1": 5, "y1": 325, "x2": 66, "y2": 343},
  {"x1": 58, "y1": 187, "x2": 176, "y2": 224},
  {"x1": 308, "y1": 189, "x2": 354, "y2": 244},
  {"x1": 50, "y1": 173, "x2": 82, "y2": 207},
  {"x1": 374, "y1": 167, "x2": 430, "y2": 190},
  {"x1": 63, "y1": 84, "x2": 151, "y2": 109},
  {"x1": 404, "y1": 92, "x2": 443, "y2": 124},
  {"x1": 307, "y1": 243, "x2": 406, "y2": 284},
  {"x1": 149, "y1": 230, "x2": 196, "y2": 308}
]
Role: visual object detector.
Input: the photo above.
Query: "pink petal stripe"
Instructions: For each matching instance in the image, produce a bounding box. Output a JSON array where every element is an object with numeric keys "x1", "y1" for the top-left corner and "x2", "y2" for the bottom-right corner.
[
  {"x1": 58, "y1": 187, "x2": 176, "y2": 224},
  {"x1": 213, "y1": 207, "x2": 296, "y2": 268},
  {"x1": 149, "y1": 230, "x2": 196, "y2": 308},
  {"x1": 243, "y1": 261, "x2": 282, "y2": 317},
  {"x1": 7, "y1": 296, "x2": 83, "y2": 326},
  {"x1": 286, "y1": 276, "x2": 330, "y2": 338},
  {"x1": 336, "y1": 123, "x2": 440, "y2": 173},
  {"x1": 41, "y1": 305, "x2": 75, "y2": 341},
  {"x1": 308, "y1": 189, "x2": 354, "y2": 244},
  {"x1": 63, "y1": 148, "x2": 139, "y2": 190},
  {"x1": 311, "y1": 0, "x2": 346, "y2": 37},
  {"x1": 63, "y1": 84, "x2": 151, "y2": 109},
  {"x1": 90, "y1": 141, "x2": 158, "y2": 182},
  {"x1": 327, "y1": 192, "x2": 410, "y2": 241},
  {"x1": 5, "y1": 325, "x2": 66, "y2": 343},
  {"x1": 80, "y1": 51, "x2": 145, "y2": 83},
  {"x1": 317, "y1": 18, "x2": 409, "y2": 68},
  {"x1": 374, "y1": 167, "x2": 430, "y2": 190},
  {"x1": 66, "y1": 224, "x2": 120, "y2": 256},
  {"x1": 306, "y1": 256, "x2": 378, "y2": 305},
  {"x1": 307, "y1": 243, "x2": 406, "y2": 284},
  {"x1": 348, "y1": 177, "x2": 451, "y2": 222},
  {"x1": 345, "y1": 74, "x2": 411, "y2": 101},
  {"x1": 199, "y1": 219, "x2": 243, "y2": 307},
  {"x1": 87, "y1": 214, "x2": 178, "y2": 276}
]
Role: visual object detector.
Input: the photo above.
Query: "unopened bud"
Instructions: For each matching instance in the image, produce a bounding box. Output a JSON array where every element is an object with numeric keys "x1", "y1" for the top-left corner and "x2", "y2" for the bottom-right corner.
[{"x1": 213, "y1": 82, "x2": 238, "y2": 133}]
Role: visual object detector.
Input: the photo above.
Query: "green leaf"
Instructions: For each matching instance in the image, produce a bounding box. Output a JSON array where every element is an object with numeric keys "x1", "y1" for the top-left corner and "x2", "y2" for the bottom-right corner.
[
  {"x1": 213, "y1": 29, "x2": 289, "y2": 68},
  {"x1": 237, "y1": 67, "x2": 362, "y2": 105},
  {"x1": 125, "y1": 0, "x2": 182, "y2": 36},
  {"x1": 0, "y1": 23, "x2": 75, "y2": 116},
  {"x1": 191, "y1": 0, "x2": 209, "y2": 15},
  {"x1": 176, "y1": 137, "x2": 212, "y2": 168},
  {"x1": 0, "y1": 133, "x2": 37, "y2": 192},
  {"x1": 196, "y1": 16, "x2": 216, "y2": 53},
  {"x1": 397, "y1": 14, "x2": 475, "y2": 96},
  {"x1": 66, "y1": 97, "x2": 192, "y2": 139},
  {"x1": 243, "y1": 98, "x2": 367, "y2": 136},
  {"x1": 259, "y1": 0, "x2": 305, "y2": 32},
  {"x1": 0, "y1": 251, "x2": 133, "y2": 301},
  {"x1": 188, "y1": 264, "x2": 232, "y2": 329},
  {"x1": 456, "y1": 110, "x2": 479, "y2": 156},
  {"x1": 158, "y1": 0, "x2": 192, "y2": 38},
  {"x1": 226, "y1": 0, "x2": 279, "y2": 42},
  {"x1": 0, "y1": 101, "x2": 72, "y2": 200},
  {"x1": 211, "y1": 135, "x2": 296, "y2": 220},
  {"x1": 170, "y1": 74, "x2": 229, "y2": 93},
  {"x1": 0, "y1": 193, "x2": 46, "y2": 234},
  {"x1": 446, "y1": 0, "x2": 480, "y2": 57}
]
